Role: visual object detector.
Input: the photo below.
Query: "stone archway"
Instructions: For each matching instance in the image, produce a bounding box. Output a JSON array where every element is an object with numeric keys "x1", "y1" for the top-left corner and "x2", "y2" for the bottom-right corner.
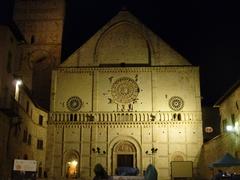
[
  {"x1": 63, "y1": 150, "x2": 79, "y2": 178},
  {"x1": 171, "y1": 151, "x2": 186, "y2": 161},
  {"x1": 113, "y1": 140, "x2": 136, "y2": 173},
  {"x1": 108, "y1": 136, "x2": 142, "y2": 175}
]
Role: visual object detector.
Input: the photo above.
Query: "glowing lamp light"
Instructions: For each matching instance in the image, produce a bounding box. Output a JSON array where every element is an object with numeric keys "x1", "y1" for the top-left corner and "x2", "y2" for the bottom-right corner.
[
  {"x1": 67, "y1": 160, "x2": 78, "y2": 177},
  {"x1": 71, "y1": 160, "x2": 78, "y2": 166},
  {"x1": 226, "y1": 125, "x2": 235, "y2": 132},
  {"x1": 15, "y1": 79, "x2": 22, "y2": 101},
  {"x1": 16, "y1": 79, "x2": 22, "y2": 86}
]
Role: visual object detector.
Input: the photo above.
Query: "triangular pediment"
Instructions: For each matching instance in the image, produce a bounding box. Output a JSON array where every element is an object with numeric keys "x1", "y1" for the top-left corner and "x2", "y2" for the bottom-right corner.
[{"x1": 61, "y1": 10, "x2": 191, "y2": 67}]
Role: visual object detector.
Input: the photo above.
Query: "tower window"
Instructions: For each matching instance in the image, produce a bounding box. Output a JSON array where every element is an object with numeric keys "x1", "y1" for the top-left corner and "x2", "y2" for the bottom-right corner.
[{"x1": 31, "y1": 35, "x2": 35, "y2": 44}]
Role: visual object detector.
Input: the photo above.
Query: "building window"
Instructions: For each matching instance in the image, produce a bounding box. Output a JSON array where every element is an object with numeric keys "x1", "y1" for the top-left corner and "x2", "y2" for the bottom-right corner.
[
  {"x1": 23, "y1": 129, "x2": 28, "y2": 143},
  {"x1": 31, "y1": 109, "x2": 33, "y2": 118},
  {"x1": 222, "y1": 119, "x2": 227, "y2": 132},
  {"x1": 26, "y1": 101, "x2": 29, "y2": 114},
  {"x1": 39, "y1": 115, "x2": 43, "y2": 125},
  {"x1": 14, "y1": 123, "x2": 21, "y2": 137},
  {"x1": 231, "y1": 114, "x2": 235, "y2": 126},
  {"x1": 37, "y1": 139, "x2": 43, "y2": 150},
  {"x1": 7, "y1": 51, "x2": 12, "y2": 73},
  {"x1": 28, "y1": 134, "x2": 32, "y2": 145}
]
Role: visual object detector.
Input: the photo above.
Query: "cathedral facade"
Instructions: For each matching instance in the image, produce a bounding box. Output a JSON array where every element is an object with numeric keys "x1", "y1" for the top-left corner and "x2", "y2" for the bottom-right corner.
[{"x1": 46, "y1": 10, "x2": 203, "y2": 179}]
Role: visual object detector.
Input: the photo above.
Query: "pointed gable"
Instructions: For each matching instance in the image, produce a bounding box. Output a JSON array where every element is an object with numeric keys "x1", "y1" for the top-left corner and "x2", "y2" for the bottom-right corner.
[{"x1": 61, "y1": 10, "x2": 191, "y2": 67}]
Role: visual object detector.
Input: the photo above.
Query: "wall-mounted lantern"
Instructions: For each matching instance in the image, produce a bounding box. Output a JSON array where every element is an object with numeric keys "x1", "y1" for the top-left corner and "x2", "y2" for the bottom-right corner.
[
  {"x1": 92, "y1": 147, "x2": 106, "y2": 155},
  {"x1": 145, "y1": 148, "x2": 158, "y2": 155}
]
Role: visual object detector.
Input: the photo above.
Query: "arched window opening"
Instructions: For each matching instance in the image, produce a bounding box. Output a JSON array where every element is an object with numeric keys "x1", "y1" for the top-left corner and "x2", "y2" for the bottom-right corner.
[
  {"x1": 177, "y1": 113, "x2": 181, "y2": 121},
  {"x1": 74, "y1": 114, "x2": 77, "y2": 121},
  {"x1": 70, "y1": 114, "x2": 73, "y2": 121},
  {"x1": 173, "y1": 113, "x2": 177, "y2": 120}
]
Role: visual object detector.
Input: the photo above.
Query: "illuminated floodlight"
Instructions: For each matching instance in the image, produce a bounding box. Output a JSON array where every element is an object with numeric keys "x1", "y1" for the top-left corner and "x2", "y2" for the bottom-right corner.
[{"x1": 226, "y1": 125, "x2": 234, "y2": 132}]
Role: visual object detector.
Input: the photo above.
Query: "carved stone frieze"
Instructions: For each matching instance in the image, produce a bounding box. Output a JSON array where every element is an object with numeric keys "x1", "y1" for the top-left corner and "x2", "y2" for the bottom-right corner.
[{"x1": 114, "y1": 141, "x2": 135, "y2": 152}]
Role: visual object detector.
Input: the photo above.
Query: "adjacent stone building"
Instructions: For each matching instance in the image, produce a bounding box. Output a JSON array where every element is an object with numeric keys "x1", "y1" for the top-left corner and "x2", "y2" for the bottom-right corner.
[
  {"x1": 199, "y1": 80, "x2": 240, "y2": 179},
  {"x1": 46, "y1": 10, "x2": 203, "y2": 179},
  {"x1": 0, "y1": 24, "x2": 48, "y2": 178},
  {"x1": 0, "y1": 24, "x2": 21, "y2": 178}
]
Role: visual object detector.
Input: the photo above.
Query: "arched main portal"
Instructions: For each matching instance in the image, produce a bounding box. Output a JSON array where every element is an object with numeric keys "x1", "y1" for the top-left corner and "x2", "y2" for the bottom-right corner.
[
  {"x1": 113, "y1": 141, "x2": 136, "y2": 172},
  {"x1": 108, "y1": 136, "x2": 142, "y2": 175}
]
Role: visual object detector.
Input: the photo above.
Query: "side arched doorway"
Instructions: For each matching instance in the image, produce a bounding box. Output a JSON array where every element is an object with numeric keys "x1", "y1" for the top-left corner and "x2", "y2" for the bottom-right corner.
[
  {"x1": 112, "y1": 140, "x2": 137, "y2": 174},
  {"x1": 63, "y1": 150, "x2": 79, "y2": 178}
]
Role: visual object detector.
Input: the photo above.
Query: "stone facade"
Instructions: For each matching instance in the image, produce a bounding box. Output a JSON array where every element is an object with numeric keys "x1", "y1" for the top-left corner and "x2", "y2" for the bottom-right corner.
[
  {"x1": 0, "y1": 25, "x2": 18, "y2": 109},
  {"x1": 0, "y1": 24, "x2": 48, "y2": 178},
  {"x1": 198, "y1": 81, "x2": 240, "y2": 179},
  {"x1": 0, "y1": 112, "x2": 11, "y2": 178},
  {"x1": 47, "y1": 11, "x2": 203, "y2": 180},
  {"x1": 1, "y1": 3, "x2": 205, "y2": 179},
  {"x1": 6, "y1": 85, "x2": 48, "y2": 178},
  {"x1": 0, "y1": 25, "x2": 19, "y2": 178}
]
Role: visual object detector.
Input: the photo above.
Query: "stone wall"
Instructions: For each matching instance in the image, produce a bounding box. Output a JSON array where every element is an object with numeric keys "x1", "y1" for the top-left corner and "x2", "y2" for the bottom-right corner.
[{"x1": 1, "y1": 85, "x2": 49, "y2": 178}]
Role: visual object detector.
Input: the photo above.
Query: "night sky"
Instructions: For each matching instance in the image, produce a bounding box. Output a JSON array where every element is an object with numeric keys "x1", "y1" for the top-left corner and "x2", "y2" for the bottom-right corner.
[
  {"x1": 2, "y1": 0, "x2": 240, "y2": 106},
  {"x1": 62, "y1": 0, "x2": 240, "y2": 106}
]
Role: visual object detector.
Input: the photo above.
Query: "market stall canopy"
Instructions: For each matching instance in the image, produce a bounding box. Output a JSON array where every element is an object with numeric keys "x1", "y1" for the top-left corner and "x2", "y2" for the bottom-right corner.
[{"x1": 209, "y1": 153, "x2": 240, "y2": 168}]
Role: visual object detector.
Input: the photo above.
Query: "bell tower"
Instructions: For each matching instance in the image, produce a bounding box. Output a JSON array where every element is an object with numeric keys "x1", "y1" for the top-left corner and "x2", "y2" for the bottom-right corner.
[{"x1": 13, "y1": 0, "x2": 65, "y2": 109}]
